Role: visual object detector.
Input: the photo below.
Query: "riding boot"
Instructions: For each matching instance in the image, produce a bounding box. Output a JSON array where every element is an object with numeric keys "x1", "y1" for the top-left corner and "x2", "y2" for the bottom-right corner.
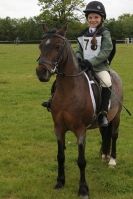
[
  {"x1": 42, "y1": 80, "x2": 56, "y2": 112},
  {"x1": 42, "y1": 98, "x2": 52, "y2": 112},
  {"x1": 98, "y1": 86, "x2": 112, "y2": 127}
]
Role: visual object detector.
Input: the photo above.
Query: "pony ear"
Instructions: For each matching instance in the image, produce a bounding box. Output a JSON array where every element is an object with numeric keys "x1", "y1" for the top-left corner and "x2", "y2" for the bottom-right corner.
[
  {"x1": 57, "y1": 24, "x2": 68, "y2": 36},
  {"x1": 42, "y1": 23, "x2": 49, "y2": 32}
]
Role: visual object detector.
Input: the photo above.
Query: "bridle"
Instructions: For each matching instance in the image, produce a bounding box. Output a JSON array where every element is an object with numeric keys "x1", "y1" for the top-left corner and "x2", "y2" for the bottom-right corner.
[
  {"x1": 37, "y1": 32, "x2": 88, "y2": 77},
  {"x1": 37, "y1": 33, "x2": 67, "y2": 74}
]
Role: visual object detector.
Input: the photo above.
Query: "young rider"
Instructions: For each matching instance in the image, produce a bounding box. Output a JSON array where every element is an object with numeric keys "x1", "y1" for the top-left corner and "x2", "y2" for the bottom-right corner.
[{"x1": 76, "y1": 1, "x2": 113, "y2": 127}]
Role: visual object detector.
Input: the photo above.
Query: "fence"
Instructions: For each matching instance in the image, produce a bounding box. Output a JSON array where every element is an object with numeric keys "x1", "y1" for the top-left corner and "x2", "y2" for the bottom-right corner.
[{"x1": 0, "y1": 38, "x2": 133, "y2": 44}]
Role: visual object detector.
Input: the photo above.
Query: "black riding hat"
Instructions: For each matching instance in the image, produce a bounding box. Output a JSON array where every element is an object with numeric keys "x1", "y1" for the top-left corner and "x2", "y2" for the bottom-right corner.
[{"x1": 83, "y1": 1, "x2": 106, "y2": 19}]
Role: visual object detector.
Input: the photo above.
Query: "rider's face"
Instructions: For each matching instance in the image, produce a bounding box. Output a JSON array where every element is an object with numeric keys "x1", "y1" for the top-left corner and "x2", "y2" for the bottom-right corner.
[{"x1": 87, "y1": 13, "x2": 102, "y2": 28}]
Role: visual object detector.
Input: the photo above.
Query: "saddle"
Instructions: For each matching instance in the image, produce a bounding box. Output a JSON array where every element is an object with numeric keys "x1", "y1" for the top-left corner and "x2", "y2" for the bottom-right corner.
[{"x1": 85, "y1": 70, "x2": 102, "y2": 114}]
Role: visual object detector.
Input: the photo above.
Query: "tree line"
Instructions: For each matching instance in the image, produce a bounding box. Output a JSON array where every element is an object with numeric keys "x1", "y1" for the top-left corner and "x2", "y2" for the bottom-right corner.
[{"x1": 0, "y1": 0, "x2": 132, "y2": 42}]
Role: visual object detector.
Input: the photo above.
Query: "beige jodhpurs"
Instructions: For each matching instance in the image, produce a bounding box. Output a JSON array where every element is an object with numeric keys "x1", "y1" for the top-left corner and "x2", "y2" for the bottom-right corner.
[{"x1": 96, "y1": 71, "x2": 112, "y2": 87}]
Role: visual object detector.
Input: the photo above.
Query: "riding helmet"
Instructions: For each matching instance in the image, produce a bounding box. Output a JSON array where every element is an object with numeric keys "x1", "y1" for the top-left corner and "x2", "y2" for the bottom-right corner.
[{"x1": 83, "y1": 1, "x2": 106, "y2": 19}]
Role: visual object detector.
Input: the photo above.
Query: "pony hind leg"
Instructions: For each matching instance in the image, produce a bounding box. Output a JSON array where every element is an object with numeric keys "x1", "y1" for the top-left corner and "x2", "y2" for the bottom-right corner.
[
  {"x1": 77, "y1": 133, "x2": 89, "y2": 198},
  {"x1": 99, "y1": 124, "x2": 112, "y2": 162},
  {"x1": 108, "y1": 127, "x2": 119, "y2": 167},
  {"x1": 54, "y1": 131, "x2": 66, "y2": 189},
  {"x1": 108, "y1": 128, "x2": 119, "y2": 167},
  {"x1": 108, "y1": 113, "x2": 120, "y2": 167}
]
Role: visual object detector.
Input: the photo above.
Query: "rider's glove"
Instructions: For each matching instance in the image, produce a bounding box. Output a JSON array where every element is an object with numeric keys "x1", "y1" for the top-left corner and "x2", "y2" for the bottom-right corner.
[{"x1": 80, "y1": 59, "x2": 93, "y2": 70}]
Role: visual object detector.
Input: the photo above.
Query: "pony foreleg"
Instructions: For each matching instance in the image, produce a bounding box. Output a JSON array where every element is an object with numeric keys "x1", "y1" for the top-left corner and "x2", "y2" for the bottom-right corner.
[
  {"x1": 55, "y1": 138, "x2": 65, "y2": 189},
  {"x1": 77, "y1": 135, "x2": 89, "y2": 198}
]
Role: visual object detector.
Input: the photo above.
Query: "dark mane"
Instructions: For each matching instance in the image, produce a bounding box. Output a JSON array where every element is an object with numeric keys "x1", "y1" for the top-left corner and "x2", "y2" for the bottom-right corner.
[{"x1": 42, "y1": 28, "x2": 57, "y2": 38}]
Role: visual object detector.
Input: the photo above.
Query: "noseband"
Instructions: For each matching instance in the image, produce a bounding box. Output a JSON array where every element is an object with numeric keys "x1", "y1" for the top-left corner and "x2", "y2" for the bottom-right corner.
[{"x1": 38, "y1": 33, "x2": 67, "y2": 74}]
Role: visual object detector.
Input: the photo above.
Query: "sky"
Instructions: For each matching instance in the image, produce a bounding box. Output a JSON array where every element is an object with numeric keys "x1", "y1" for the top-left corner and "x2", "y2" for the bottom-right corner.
[{"x1": 0, "y1": 0, "x2": 133, "y2": 20}]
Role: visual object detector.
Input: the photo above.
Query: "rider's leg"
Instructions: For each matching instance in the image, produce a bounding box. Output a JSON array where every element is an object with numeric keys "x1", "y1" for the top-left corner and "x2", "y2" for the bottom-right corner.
[{"x1": 96, "y1": 71, "x2": 112, "y2": 127}]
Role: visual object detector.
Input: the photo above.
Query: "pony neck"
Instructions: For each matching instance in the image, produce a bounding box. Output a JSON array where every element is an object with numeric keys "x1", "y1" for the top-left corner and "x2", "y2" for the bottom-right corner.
[
  {"x1": 62, "y1": 43, "x2": 80, "y2": 75},
  {"x1": 56, "y1": 46, "x2": 83, "y2": 92}
]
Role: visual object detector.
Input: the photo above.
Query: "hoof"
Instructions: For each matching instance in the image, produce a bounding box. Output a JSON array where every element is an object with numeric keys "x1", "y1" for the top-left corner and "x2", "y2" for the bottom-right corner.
[
  {"x1": 102, "y1": 154, "x2": 110, "y2": 162},
  {"x1": 108, "y1": 157, "x2": 116, "y2": 168},
  {"x1": 80, "y1": 195, "x2": 89, "y2": 199},
  {"x1": 54, "y1": 182, "x2": 64, "y2": 189},
  {"x1": 78, "y1": 184, "x2": 89, "y2": 198},
  {"x1": 101, "y1": 154, "x2": 106, "y2": 161}
]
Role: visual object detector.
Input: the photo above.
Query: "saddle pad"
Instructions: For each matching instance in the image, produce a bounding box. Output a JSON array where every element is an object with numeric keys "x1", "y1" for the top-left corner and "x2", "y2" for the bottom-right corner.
[
  {"x1": 84, "y1": 72, "x2": 96, "y2": 116},
  {"x1": 84, "y1": 72, "x2": 111, "y2": 115}
]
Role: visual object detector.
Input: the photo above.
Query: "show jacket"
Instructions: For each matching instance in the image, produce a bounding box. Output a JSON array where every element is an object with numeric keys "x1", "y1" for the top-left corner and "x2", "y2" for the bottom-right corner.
[{"x1": 77, "y1": 26, "x2": 113, "y2": 72}]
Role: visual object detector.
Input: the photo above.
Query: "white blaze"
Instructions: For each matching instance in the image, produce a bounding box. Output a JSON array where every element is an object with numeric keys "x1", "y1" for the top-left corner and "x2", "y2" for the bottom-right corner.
[{"x1": 45, "y1": 39, "x2": 51, "y2": 45}]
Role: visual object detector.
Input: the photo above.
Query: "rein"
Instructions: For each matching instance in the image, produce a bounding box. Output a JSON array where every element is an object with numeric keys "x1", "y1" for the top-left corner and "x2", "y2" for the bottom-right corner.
[{"x1": 55, "y1": 68, "x2": 88, "y2": 77}]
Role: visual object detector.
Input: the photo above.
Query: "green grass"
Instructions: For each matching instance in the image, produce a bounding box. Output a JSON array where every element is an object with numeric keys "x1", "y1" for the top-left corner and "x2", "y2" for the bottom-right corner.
[{"x1": 0, "y1": 44, "x2": 132, "y2": 199}]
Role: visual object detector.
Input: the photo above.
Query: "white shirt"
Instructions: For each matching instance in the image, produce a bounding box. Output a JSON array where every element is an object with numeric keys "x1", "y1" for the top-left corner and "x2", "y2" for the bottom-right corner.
[{"x1": 89, "y1": 27, "x2": 96, "y2": 34}]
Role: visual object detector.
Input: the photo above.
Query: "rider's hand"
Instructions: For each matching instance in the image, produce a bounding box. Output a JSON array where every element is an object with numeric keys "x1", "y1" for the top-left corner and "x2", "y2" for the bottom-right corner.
[{"x1": 80, "y1": 59, "x2": 92, "y2": 70}]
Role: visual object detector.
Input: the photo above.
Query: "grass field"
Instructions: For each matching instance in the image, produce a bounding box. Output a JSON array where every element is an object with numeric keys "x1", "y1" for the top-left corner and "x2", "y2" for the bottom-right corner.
[{"x1": 0, "y1": 44, "x2": 132, "y2": 199}]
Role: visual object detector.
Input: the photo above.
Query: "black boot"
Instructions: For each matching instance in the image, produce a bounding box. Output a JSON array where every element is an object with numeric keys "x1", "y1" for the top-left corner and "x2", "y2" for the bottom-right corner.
[
  {"x1": 42, "y1": 98, "x2": 52, "y2": 112},
  {"x1": 42, "y1": 80, "x2": 56, "y2": 112},
  {"x1": 98, "y1": 87, "x2": 112, "y2": 127}
]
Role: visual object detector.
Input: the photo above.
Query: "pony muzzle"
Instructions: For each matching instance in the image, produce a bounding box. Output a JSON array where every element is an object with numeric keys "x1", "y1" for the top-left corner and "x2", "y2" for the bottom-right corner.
[{"x1": 36, "y1": 67, "x2": 51, "y2": 82}]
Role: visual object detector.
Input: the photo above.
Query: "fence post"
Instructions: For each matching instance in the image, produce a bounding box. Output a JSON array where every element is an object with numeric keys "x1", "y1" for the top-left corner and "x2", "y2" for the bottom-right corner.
[
  {"x1": 125, "y1": 38, "x2": 129, "y2": 44},
  {"x1": 131, "y1": 38, "x2": 133, "y2": 44}
]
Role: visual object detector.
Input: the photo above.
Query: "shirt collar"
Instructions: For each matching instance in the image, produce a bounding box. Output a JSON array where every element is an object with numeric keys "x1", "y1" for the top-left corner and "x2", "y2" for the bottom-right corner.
[{"x1": 89, "y1": 27, "x2": 96, "y2": 33}]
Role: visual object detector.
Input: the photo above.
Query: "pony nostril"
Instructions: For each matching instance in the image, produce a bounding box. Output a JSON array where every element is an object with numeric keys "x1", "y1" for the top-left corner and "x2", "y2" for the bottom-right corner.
[
  {"x1": 36, "y1": 68, "x2": 39, "y2": 74},
  {"x1": 36, "y1": 68, "x2": 42, "y2": 77},
  {"x1": 39, "y1": 59, "x2": 43, "y2": 65},
  {"x1": 38, "y1": 57, "x2": 45, "y2": 65}
]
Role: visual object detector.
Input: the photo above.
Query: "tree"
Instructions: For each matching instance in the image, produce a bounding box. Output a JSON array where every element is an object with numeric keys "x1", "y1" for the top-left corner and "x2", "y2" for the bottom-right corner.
[
  {"x1": 37, "y1": 0, "x2": 85, "y2": 26},
  {"x1": 17, "y1": 17, "x2": 42, "y2": 41},
  {"x1": 118, "y1": 14, "x2": 133, "y2": 38},
  {"x1": 105, "y1": 14, "x2": 133, "y2": 40},
  {"x1": 0, "y1": 17, "x2": 18, "y2": 40}
]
